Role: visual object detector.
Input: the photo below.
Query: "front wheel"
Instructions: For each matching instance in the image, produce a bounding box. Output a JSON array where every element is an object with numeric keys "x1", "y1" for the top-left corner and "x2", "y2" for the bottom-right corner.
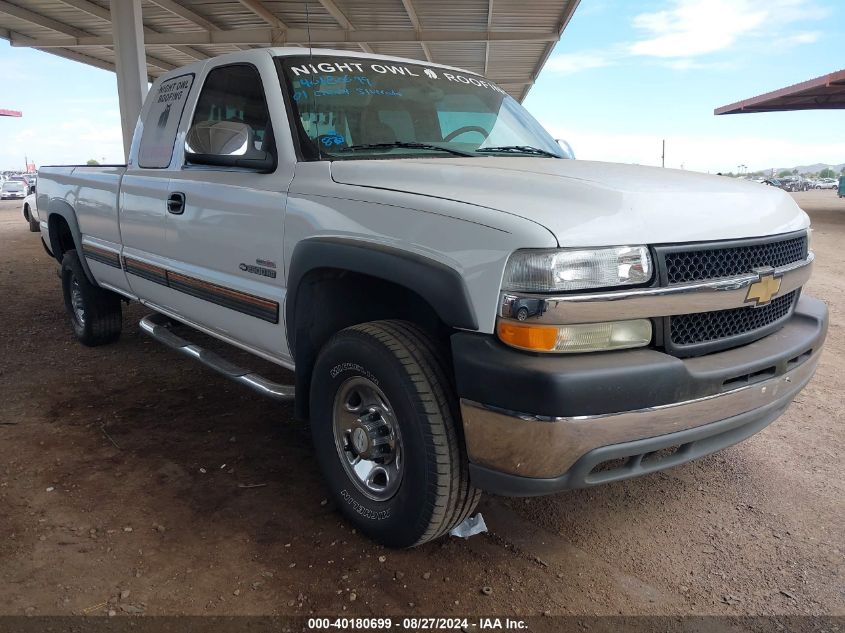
[
  {"x1": 61, "y1": 249, "x2": 123, "y2": 346},
  {"x1": 310, "y1": 320, "x2": 480, "y2": 548}
]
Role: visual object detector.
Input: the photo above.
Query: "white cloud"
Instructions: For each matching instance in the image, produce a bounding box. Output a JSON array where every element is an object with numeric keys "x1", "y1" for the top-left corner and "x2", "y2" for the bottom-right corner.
[
  {"x1": 544, "y1": 0, "x2": 828, "y2": 77},
  {"x1": 661, "y1": 58, "x2": 736, "y2": 71},
  {"x1": 544, "y1": 52, "x2": 613, "y2": 75},
  {"x1": 630, "y1": 0, "x2": 766, "y2": 58},
  {"x1": 629, "y1": 0, "x2": 830, "y2": 59},
  {"x1": 1, "y1": 116, "x2": 124, "y2": 169},
  {"x1": 543, "y1": 122, "x2": 845, "y2": 174},
  {"x1": 780, "y1": 30, "x2": 822, "y2": 46}
]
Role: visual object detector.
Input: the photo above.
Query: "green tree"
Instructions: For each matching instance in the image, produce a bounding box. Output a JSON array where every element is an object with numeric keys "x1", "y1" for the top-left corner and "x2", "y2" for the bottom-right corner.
[
  {"x1": 86, "y1": 159, "x2": 99, "y2": 166},
  {"x1": 819, "y1": 168, "x2": 835, "y2": 179},
  {"x1": 777, "y1": 169, "x2": 792, "y2": 178}
]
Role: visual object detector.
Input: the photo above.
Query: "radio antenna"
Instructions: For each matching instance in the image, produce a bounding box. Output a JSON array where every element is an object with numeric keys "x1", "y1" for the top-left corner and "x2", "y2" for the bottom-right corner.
[
  {"x1": 304, "y1": 0, "x2": 322, "y2": 159},
  {"x1": 304, "y1": 0, "x2": 313, "y2": 56}
]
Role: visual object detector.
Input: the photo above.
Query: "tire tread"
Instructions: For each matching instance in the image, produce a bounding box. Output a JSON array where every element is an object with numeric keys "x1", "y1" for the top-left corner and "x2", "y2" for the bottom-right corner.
[{"x1": 345, "y1": 320, "x2": 480, "y2": 546}]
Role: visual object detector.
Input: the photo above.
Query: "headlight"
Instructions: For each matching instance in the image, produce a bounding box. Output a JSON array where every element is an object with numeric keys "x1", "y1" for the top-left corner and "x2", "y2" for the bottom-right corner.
[
  {"x1": 503, "y1": 246, "x2": 652, "y2": 292},
  {"x1": 497, "y1": 319, "x2": 652, "y2": 353}
]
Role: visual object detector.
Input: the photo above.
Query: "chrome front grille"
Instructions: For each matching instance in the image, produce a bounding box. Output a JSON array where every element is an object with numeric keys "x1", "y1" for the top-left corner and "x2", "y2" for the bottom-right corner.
[
  {"x1": 656, "y1": 232, "x2": 808, "y2": 356},
  {"x1": 670, "y1": 291, "x2": 798, "y2": 347},
  {"x1": 663, "y1": 234, "x2": 808, "y2": 284}
]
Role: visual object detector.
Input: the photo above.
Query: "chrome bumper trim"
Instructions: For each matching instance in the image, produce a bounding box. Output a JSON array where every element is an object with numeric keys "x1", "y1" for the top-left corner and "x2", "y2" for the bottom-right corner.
[
  {"x1": 500, "y1": 253, "x2": 813, "y2": 325},
  {"x1": 460, "y1": 350, "x2": 820, "y2": 479}
]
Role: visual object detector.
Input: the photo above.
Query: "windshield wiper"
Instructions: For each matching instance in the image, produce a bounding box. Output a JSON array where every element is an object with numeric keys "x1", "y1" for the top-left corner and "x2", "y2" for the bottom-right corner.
[
  {"x1": 337, "y1": 142, "x2": 474, "y2": 157},
  {"x1": 475, "y1": 145, "x2": 561, "y2": 158}
]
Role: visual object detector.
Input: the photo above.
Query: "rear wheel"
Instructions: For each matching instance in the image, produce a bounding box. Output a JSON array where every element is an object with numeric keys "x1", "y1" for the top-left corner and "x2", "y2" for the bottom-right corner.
[
  {"x1": 310, "y1": 320, "x2": 480, "y2": 548},
  {"x1": 24, "y1": 205, "x2": 39, "y2": 232},
  {"x1": 61, "y1": 249, "x2": 122, "y2": 346}
]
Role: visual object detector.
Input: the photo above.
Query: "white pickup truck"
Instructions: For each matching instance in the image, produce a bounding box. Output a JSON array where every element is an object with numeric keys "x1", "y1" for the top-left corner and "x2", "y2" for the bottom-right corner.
[{"x1": 38, "y1": 48, "x2": 827, "y2": 548}]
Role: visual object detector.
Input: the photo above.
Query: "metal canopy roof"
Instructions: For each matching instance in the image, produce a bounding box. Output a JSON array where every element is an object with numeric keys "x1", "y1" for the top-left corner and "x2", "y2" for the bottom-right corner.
[
  {"x1": 0, "y1": 0, "x2": 580, "y2": 100},
  {"x1": 715, "y1": 68, "x2": 845, "y2": 115}
]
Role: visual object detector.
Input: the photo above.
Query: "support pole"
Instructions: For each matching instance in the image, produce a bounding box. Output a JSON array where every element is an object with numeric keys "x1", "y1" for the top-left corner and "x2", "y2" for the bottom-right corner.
[{"x1": 110, "y1": 0, "x2": 147, "y2": 162}]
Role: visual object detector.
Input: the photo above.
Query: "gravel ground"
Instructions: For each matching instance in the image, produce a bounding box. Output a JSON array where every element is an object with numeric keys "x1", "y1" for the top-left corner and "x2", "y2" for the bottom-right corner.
[{"x1": 0, "y1": 190, "x2": 842, "y2": 619}]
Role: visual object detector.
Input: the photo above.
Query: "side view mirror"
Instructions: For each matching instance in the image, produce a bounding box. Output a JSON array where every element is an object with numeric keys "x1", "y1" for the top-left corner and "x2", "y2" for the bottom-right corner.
[
  {"x1": 185, "y1": 121, "x2": 274, "y2": 172},
  {"x1": 555, "y1": 138, "x2": 575, "y2": 159}
]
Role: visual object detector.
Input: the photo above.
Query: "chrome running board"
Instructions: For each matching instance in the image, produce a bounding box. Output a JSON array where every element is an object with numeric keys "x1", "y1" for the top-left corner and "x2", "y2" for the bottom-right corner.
[{"x1": 139, "y1": 313, "x2": 295, "y2": 401}]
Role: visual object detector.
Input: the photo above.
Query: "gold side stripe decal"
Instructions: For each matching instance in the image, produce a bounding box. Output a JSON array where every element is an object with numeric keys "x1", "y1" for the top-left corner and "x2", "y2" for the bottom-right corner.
[
  {"x1": 123, "y1": 256, "x2": 278, "y2": 324},
  {"x1": 82, "y1": 244, "x2": 121, "y2": 269}
]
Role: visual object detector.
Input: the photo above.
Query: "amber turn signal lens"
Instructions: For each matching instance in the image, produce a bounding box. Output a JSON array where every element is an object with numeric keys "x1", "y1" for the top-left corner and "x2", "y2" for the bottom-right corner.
[
  {"x1": 497, "y1": 318, "x2": 653, "y2": 353},
  {"x1": 496, "y1": 321, "x2": 559, "y2": 351}
]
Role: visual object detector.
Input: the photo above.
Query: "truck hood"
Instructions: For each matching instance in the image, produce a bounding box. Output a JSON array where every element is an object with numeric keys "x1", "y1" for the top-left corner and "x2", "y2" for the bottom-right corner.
[{"x1": 330, "y1": 158, "x2": 808, "y2": 246}]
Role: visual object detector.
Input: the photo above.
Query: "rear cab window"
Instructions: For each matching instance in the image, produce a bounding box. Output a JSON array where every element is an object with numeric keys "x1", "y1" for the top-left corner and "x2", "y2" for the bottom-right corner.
[{"x1": 138, "y1": 73, "x2": 194, "y2": 169}]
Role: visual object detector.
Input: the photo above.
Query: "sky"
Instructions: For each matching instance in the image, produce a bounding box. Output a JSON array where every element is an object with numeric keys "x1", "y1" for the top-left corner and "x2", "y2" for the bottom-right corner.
[
  {"x1": 0, "y1": 0, "x2": 843, "y2": 173},
  {"x1": 526, "y1": 0, "x2": 845, "y2": 172}
]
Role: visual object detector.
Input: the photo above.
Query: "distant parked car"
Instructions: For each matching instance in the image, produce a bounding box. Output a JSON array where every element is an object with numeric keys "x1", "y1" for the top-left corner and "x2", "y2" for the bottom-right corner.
[
  {"x1": 819, "y1": 178, "x2": 838, "y2": 190},
  {"x1": 1, "y1": 180, "x2": 26, "y2": 200},
  {"x1": 22, "y1": 191, "x2": 39, "y2": 232},
  {"x1": 779, "y1": 177, "x2": 809, "y2": 192}
]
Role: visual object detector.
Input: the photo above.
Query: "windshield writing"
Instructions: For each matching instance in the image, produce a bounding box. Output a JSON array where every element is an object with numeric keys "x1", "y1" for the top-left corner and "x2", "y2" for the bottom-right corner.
[{"x1": 279, "y1": 56, "x2": 563, "y2": 160}]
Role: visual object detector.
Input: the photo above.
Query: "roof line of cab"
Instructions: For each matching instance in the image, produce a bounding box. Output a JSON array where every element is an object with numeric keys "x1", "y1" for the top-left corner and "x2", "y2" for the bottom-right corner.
[{"x1": 155, "y1": 46, "x2": 482, "y2": 83}]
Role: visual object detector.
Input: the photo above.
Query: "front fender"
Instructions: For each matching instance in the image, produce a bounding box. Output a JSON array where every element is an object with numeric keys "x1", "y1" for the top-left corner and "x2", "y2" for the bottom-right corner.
[{"x1": 285, "y1": 236, "x2": 478, "y2": 352}]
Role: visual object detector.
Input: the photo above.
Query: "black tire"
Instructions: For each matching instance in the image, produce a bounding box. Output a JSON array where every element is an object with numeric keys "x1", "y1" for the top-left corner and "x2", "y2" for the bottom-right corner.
[
  {"x1": 24, "y1": 205, "x2": 39, "y2": 232},
  {"x1": 310, "y1": 320, "x2": 480, "y2": 548},
  {"x1": 516, "y1": 307, "x2": 529, "y2": 321},
  {"x1": 61, "y1": 249, "x2": 122, "y2": 346}
]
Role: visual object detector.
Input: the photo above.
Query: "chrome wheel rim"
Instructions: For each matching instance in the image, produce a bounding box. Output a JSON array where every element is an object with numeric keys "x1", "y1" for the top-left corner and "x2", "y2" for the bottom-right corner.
[
  {"x1": 70, "y1": 277, "x2": 86, "y2": 326},
  {"x1": 332, "y1": 376, "x2": 403, "y2": 501}
]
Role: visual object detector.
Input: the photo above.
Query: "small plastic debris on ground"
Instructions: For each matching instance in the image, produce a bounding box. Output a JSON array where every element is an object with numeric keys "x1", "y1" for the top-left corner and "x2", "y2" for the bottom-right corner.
[
  {"x1": 45, "y1": 487, "x2": 54, "y2": 492},
  {"x1": 449, "y1": 513, "x2": 487, "y2": 539}
]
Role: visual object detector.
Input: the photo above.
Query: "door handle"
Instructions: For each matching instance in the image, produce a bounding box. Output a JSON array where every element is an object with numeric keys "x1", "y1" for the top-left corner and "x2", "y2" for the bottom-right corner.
[{"x1": 167, "y1": 192, "x2": 186, "y2": 215}]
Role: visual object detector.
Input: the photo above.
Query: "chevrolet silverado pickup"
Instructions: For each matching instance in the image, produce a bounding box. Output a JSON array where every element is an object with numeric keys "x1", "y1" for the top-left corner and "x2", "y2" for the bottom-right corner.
[{"x1": 37, "y1": 48, "x2": 828, "y2": 548}]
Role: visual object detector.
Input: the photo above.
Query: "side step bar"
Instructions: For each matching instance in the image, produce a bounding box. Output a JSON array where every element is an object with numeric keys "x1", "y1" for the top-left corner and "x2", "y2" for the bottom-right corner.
[{"x1": 139, "y1": 313, "x2": 295, "y2": 401}]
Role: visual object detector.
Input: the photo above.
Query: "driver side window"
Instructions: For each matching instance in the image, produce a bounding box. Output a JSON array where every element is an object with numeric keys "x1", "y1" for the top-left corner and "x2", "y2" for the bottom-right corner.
[{"x1": 188, "y1": 64, "x2": 275, "y2": 162}]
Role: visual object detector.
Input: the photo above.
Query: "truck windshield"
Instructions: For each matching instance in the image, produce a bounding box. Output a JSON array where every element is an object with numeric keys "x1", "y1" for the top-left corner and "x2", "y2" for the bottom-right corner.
[{"x1": 278, "y1": 55, "x2": 564, "y2": 160}]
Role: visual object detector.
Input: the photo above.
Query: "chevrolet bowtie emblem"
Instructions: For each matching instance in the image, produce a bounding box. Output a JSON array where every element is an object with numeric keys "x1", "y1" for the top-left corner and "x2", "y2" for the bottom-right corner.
[{"x1": 745, "y1": 268, "x2": 782, "y2": 307}]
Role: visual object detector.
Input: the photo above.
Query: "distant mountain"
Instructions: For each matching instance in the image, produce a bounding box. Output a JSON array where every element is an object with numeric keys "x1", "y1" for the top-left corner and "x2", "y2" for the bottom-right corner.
[{"x1": 772, "y1": 163, "x2": 845, "y2": 175}]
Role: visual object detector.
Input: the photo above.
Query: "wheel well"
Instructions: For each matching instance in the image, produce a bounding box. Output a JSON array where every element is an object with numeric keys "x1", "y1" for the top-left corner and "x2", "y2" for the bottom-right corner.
[
  {"x1": 291, "y1": 269, "x2": 453, "y2": 421},
  {"x1": 48, "y1": 215, "x2": 75, "y2": 263}
]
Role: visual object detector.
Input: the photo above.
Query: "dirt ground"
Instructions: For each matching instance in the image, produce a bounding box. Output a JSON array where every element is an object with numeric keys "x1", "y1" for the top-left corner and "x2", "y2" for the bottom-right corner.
[{"x1": 0, "y1": 190, "x2": 842, "y2": 620}]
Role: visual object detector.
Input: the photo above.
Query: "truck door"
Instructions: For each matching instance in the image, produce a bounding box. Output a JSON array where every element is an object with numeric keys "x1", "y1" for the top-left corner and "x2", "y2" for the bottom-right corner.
[
  {"x1": 163, "y1": 61, "x2": 293, "y2": 363},
  {"x1": 121, "y1": 73, "x2": 195, "y2": 309}
]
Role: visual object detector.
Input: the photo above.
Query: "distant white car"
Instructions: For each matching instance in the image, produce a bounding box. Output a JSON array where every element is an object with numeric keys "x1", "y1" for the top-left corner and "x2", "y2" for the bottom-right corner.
[
  {"x1": 22, "y1": 191, "x2": 39, "y2": 232},
  {"x1": 1, "y1": 180, "x2": 26, "y2": 201}
]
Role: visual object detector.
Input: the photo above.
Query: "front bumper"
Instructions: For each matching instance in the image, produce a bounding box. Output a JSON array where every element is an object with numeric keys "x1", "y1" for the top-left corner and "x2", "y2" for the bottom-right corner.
[{"x1": 453, "y1": 295, "x2": 828, "y2": 495}]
